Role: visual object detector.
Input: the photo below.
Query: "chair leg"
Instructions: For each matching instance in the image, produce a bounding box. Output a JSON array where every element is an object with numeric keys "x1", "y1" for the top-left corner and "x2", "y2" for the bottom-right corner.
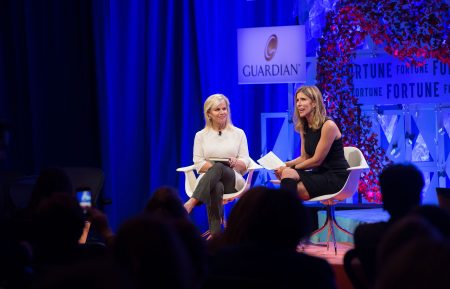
[
  {"x1": 310, "y1": 204, "x2": 352, "y2": 255},
  {"x1": 330, "y1": 205, "x2": 354, "y2": 254},
  {"x1": 308, "y1": 205, "x2": 332, "y2": 248},
  {"x1": 323, "y1": 205, "x2": 337, "y2": 254},
  {"x1": 329, "y1": 223, "x2": 338, "y2": 254},
  {"x1": 326, "y1": 224, "x2": 332, "y2": 250},
  {"x1": 329, "y1": 206, "x2": 338, "y2": 255},
  {"x1": 311, "y1": 205, "x2": 332, "y2": 236}
]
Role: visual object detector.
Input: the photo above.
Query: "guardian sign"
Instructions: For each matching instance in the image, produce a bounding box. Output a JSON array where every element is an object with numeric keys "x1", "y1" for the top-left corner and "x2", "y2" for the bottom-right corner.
[{"x1": 237, "y1": 25, "x2": 306, "y2": 84}]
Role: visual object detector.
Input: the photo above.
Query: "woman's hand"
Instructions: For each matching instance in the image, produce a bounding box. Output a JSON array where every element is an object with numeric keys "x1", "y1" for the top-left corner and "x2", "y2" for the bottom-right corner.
[
  {"x1": 228, "y1": 157, "x2": 237, "y2": 168},
  {"x1": 229, "y1": 157, "x2": 246, "y2": 174},
  {"x1": 87, "y1": 207, "x2": 114, "y2": 241},
  {"x1": 274, "y1": 166, "x2": 286, "y2": 180}
]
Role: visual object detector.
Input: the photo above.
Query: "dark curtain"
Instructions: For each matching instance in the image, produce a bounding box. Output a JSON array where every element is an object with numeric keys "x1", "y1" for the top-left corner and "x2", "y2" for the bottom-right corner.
[
  {"x1": 0, "y1": 0, "x2": 100, "y2": 175},
  {"x1": 1, "y1": 0, "x2": 297, "y2": 230}
]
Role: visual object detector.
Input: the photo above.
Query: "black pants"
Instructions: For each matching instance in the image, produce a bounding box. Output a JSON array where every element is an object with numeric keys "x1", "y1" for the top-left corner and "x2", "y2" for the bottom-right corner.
[{"x1": 192, "y1": 162, "x2": 236, "y2": 235}]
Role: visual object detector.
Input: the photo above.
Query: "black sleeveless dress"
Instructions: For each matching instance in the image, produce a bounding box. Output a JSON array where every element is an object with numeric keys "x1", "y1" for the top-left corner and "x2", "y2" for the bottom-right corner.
[{"x1": 295, "y1": 119, "x2": 350, "y2": 199}]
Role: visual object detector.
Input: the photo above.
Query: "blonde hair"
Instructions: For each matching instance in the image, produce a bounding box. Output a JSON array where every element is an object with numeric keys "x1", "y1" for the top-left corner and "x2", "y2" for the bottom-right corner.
[
  {"x1": 293, "y1": 85, "x2": 327, "y2": 133},
  {"x1": 203, "y1": 93, "x2": 233, "y2": 129}
]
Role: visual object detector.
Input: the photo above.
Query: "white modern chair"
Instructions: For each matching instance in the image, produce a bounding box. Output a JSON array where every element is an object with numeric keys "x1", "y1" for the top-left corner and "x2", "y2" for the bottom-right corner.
[
  {"x1": 308, "y1": 146, "x2": 369, "y2": 254},
  {"x1": 177, "y1": 159, "x2": 262, "y2": 236}
]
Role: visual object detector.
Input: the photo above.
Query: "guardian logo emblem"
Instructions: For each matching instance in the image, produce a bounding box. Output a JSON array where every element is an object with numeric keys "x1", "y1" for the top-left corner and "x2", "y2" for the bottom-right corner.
[
  {"x1": 237, "y1": 25, "x2": 306, "y2": 83},
  {"x1": 264, "y1": 34, "x2": 278, "y2": 61}
]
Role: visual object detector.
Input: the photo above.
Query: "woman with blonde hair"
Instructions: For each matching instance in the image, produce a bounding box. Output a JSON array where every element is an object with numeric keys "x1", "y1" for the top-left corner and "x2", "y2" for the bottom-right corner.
[
  {"x1": 275, "y1": 85, "x2": 349, "y2": 200},
  {"x1": 184, "y1": 94, "x2": 250, "y2": 237}
]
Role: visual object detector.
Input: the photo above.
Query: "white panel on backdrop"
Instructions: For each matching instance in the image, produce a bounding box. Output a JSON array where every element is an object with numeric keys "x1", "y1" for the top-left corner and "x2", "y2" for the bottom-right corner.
[{"x1": 237, "y1": 25, "x2": 306, "y2": 84}]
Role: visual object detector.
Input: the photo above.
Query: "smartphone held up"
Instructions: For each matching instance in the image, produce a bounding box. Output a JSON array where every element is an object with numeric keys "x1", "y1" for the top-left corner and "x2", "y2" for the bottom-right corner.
[{"x1": 76, "y1": 188, "x2": 92, "y2": 213}]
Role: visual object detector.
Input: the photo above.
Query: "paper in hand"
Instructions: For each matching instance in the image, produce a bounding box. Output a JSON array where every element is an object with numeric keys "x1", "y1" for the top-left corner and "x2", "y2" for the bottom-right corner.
[{"x1": 257, "y1": 151, "x2": 286, "y2": 170}]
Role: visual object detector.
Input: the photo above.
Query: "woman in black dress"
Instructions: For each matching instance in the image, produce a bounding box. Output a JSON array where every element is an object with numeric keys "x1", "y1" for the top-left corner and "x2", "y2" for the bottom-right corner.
[{"x1": 275, "y1": 85, "x2": 349, "y2": 200}]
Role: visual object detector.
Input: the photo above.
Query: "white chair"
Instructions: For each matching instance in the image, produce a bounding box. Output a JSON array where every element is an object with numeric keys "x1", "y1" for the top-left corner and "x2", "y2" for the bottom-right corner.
[
  {"x1": 177, "y1": 159, "x2": 262, "y2": 236},
  {"x1": 308, "y1": 146, "x2": 369, "y2": 254}
]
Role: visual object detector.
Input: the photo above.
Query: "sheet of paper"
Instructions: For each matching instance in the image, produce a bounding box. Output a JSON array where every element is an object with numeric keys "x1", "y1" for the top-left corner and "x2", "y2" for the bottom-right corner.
[{"x1": 257, "y1": 151, "x2": 286, "y2": 170}]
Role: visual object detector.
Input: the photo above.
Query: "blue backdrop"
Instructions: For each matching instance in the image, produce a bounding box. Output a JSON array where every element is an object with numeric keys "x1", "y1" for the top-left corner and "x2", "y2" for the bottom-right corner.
[{"x1": 92, "y1": 0, "x2": 300, "y2": 229}]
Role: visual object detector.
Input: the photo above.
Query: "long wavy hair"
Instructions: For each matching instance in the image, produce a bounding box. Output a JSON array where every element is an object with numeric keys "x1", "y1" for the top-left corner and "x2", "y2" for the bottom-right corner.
[{"x1": 293, "y1": 85, "x2": 327, "y2": 133}]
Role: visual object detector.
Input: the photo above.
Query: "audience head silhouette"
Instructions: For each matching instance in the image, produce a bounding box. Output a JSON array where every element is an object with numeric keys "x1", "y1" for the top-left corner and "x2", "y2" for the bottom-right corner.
[
  {"x1": 204, "y1": 187, "x2": 334, "y2": 289},
  {"x1": 379, "y1": 163, "x2": 423, "y2": 220},
  {"x1": 375, "y1": 216, "x2": 450, "y2": 289},
  {"x1": 113, "y1": 214, "x2": 191, "y2": 289},
  {"x1": 409, "y1": 204, "x2": 450, "y2": 238},
  {"x1": 144, "y1": 186, "x2": 207, "y2": 288},
  {"x1": 32, "y1": 194, "x2": 85, "y2": 267},
  {"x1": 29, "y1": 167, "x2": 74, "y2": 210},
  {"x1": 377, "y1": 215, "x2": 440, "y2": 265},
  {"x1": 224, "y1": 186, "x2": 311, "y2": 249},
  {"x1": 144, "y1": 186, "x2": 187, "y2": 220}
]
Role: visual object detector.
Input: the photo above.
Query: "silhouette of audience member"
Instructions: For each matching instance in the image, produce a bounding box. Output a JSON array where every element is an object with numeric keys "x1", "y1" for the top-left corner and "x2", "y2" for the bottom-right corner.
[
  {"x1": 409, "y1": 204, "x2": 450, "y2": 237},
  {"x1": 31, "y1": 194, "x2": 86, "y2": 270},
  {"x1": 28, "y1": 167, "x2": 74, "y2": 210},
  {"x1": 224, "y1": 187, "x2": 311, "y2": 247},
  {"x1": 372, "y1": 205, "x2": 450, "y2": 289},
  {"x1": 32, "y1": 259, "x2": 121, "y2": 289},
  {"x1": 378, "y1": 164, "x2": 423, "y2": 221},
  {"x1": 144, "y1": 186, "x2": 207, "y2": 289},
  {"x1": 376, "y1": 215, "x2": 440, "y2": 266},
  {"x1": 351, "y1": 163, "x2": 424, "y2": 286},
  {"x1": 9, "y1": 167, "x2": 75, "y2": 250},
  {"x1": 113, "y1": 214, "x2": 192, "y2": 289},
  {"x1": 144, "y1": 186, "x2": 189, "y2": 220},
  {"x1": 204, "y1": 186, "x2": 336, "y2": 289},
  {"x1": 84, "y1": 183, "x2": 207, "y2": 289},
  {"x1": 29, "y1": 168, "x2": 105, "y2": 246},
  {"x1": 0, "y1": 167, "x2": 75, "y2": 288},
  {"x1": 374, "y1": 215, "x2": 450, "y2": 289},
  {"x1": 376, "y1": 238, "x2": 450, "y2": 289}
]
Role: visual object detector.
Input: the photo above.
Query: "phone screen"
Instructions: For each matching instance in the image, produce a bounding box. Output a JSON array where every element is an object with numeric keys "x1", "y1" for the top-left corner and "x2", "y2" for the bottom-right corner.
[{"x1": 76, "y1": 189, "x2": 92, "y2": 209}]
